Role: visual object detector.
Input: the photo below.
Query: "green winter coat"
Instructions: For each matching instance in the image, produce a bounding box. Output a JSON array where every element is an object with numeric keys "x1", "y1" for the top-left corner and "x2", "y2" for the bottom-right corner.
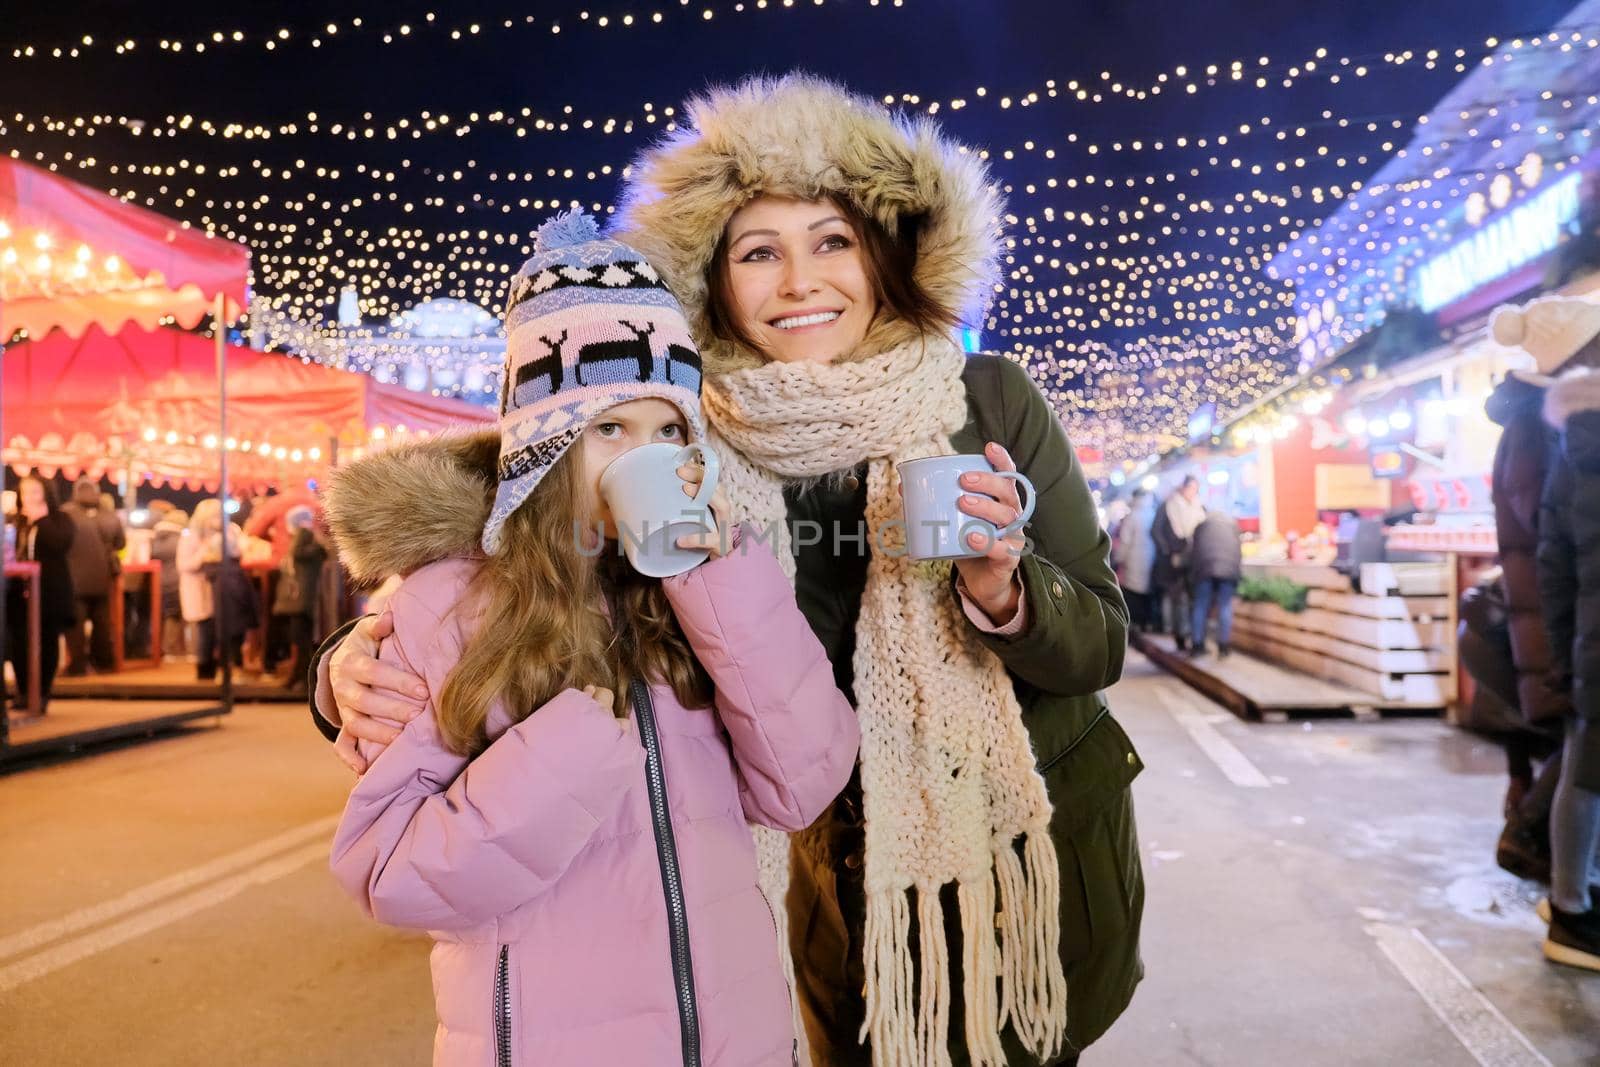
[{"x1": 785, "y1": 354, "x2": 1144, "y2": 1065}]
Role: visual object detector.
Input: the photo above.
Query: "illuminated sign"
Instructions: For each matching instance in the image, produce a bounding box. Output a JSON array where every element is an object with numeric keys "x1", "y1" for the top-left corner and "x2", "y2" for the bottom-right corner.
[
  {"x1": 1416, "y1": 172, "x2": 1583, "y2": 312},
  {"x1": 1369, "y1": 445, "x2": 1407, "y2": 480}
]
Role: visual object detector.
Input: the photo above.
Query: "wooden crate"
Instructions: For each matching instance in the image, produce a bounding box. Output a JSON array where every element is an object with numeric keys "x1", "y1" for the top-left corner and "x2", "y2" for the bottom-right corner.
[
  {"x1": 1359, "y1": 561, "x2": 1451, "y2": 597},
  {"x1": 1229, "y1": 579, "x2": 1456, "y2": 709},
  {"x1": 1233, "y1": 600, "x2": 1452, "y2": 650}
]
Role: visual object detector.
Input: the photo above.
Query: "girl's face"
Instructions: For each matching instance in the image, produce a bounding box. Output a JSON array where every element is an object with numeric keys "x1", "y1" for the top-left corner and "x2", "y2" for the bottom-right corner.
[
  {"x1": 578, "y1": 397, "x2": 690, "y2": 538},
  {"x1": 20, "y1": 480, "x2": 47, "y2": 512},
  {"x1": 722, "y1": 195, "x2": 877, "y2": 366}
]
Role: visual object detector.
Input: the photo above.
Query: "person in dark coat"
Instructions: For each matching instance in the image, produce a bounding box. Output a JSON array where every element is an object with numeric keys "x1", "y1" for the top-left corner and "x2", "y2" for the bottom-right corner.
[
  {"x1": 1152, "y1": 476, "x2": 1205, "y2": 651},
  {"x1": 1537, "y1": 360, "x2": 1600, "y2": 973},
  {"x1": 59, "y1": 477, "x2": 125, "y2": 674},
  {"x1": 150, "y1": 508, "x2": 188, "y2": 657},
  {"x1": 6, "y1": 476, "x2": 77, "y2": 712},
  {"x1": 1188, "y1": 509, "x2": 1243, "y2": 657},
  {"x1": 1486, "y1": 355, "x2": 1571, "y2": 881},
  {"x1": 266, "y1": 506, "x2": 328, "y2": 689},
  {"x1": 1112, "y1": 490, "x2": 1158, "y2": 632}
]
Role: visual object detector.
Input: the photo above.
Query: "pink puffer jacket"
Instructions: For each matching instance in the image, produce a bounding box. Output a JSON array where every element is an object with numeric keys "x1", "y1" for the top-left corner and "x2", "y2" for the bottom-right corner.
[{"x1": 330, "y1": 532, "x2": 859, "y2": 1066}]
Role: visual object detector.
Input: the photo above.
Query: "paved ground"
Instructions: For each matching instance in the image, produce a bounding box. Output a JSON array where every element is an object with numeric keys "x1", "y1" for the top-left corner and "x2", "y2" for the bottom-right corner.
[{"x1": 1, "y1": 651, "x2": 1595, "y2": 1065}]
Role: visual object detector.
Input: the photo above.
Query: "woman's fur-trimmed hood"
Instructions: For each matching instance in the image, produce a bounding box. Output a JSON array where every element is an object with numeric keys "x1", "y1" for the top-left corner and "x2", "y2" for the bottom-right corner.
[
  {"x1": 612, "y1": 73, "x2": 1006, "y2": 375},
  {"x1": 1544, "y1": 366, "x2": 1600, "y2": 430},
  {"x1": 1545, "y1": 367, "x2": 1600, "y2": 473},
  {"x1": 323, "y1": 431, "x2": 498, "y2": 586}
]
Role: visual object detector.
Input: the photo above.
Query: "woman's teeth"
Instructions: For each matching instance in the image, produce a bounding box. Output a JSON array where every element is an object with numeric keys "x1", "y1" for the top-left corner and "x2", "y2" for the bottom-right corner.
[{"x1": 772, "y1": 311, "x2": 841, "y2": 330}]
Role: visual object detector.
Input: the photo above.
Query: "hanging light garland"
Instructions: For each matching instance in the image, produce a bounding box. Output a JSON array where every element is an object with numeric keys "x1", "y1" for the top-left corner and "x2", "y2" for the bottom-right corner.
[
  {"x1": 6, "y1": 22, "x2": 1595, "y2": 468},
  {"x1": 4, "y1": 0, "x2": 886, "y2": 62}
]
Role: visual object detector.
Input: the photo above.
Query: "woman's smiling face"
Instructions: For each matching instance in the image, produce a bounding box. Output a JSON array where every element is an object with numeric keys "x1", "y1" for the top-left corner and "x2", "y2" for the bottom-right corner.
[{"x1": 721, "y1": 195, "x2": 878, "y2": 365}]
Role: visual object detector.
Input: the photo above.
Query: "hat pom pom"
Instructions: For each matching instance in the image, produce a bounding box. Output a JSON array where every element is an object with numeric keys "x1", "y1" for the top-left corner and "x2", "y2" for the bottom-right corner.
[
  {"x1": 1491, "y1": 306, "x2": 1526, "y2": 347},
  {"x1": 535, "y1": 210, "x2": 602, "y2": 253}
]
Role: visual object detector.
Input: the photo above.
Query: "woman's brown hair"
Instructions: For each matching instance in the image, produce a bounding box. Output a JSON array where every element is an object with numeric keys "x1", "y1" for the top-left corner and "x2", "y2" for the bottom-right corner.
[
  {"x1": 434, "y1": 446, "x2": 711, "y2": 757},
  {"x1": 705, "y1": 196, "x2": 959, "y2": 355}
]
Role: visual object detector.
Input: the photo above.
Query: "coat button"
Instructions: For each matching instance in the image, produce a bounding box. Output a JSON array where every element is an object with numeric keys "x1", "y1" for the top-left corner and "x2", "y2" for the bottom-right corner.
[
  {"x1": 1051, "y1": 581, "x2": 1064, "y2": 598},
  {"x1": 1126, "y1": 752, "x2": 1138, "y2": 766},
  {"x1": 843, "y1": 474, "x2": 861, "y2": 492}
]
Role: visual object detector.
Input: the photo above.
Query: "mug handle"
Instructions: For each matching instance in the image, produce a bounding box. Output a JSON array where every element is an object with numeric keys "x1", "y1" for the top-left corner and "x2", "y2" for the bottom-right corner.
[
  {"x1": 676, "y1": 444, "x2": 720, "y2": 508},
  {"x1": 994, "y1": 471, "x2": 1036, "y2": 539}
]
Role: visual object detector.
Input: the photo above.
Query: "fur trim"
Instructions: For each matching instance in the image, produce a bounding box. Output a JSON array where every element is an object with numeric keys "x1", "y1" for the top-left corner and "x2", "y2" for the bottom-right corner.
[
  {"x1": 613, "y1": 73, "x2": 1005, "y2": 376},
  {"x1": 324, "y1": 431, "x2": 499, "y2": 585},
  {"x1": 1543, "y1": 367, "x2": 1600, "y2": 431}
]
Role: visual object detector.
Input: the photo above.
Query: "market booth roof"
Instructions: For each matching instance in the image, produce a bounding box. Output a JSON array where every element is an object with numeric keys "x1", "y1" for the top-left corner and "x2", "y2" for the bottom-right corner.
[
  {"x1": 0, "y1": 157, "x2": 250, "y2": 339},
  {"x1": 3, "y1": 324, "x2": 493, "y2": 489}
]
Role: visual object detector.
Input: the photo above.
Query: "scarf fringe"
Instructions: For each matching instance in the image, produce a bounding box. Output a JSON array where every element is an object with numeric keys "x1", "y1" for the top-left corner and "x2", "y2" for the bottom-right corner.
[
  {"x1": 918, "y1": 886, "x2": 953, "y2": 1067},
  {"x1": 753, "y1": 826, "x2": 809, "y2": 1065},
  {"x1": 860, "y1": 888, "x2": 916, "y2": 1065},
  {"x1": 860, "y1": 835, "x2": 1068, "y2": 1067},
  {"x1": 995, "y1": 833, "x2": 1069, "y2": 1061},
  {"x1": 958, "y1": 877, "x2": 1006, "y2": 1067}
]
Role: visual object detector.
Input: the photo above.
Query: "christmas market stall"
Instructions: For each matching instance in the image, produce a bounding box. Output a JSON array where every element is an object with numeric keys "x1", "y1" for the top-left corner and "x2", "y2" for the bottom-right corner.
[{"x1": 1, "y1": 155, "x2": 253, "y2": 762}]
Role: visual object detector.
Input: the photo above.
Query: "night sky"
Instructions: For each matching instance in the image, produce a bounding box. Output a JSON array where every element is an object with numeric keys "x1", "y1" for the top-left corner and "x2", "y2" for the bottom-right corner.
[{"x1": 0, "y1": 0, "x2": 1568, "y2": 468}]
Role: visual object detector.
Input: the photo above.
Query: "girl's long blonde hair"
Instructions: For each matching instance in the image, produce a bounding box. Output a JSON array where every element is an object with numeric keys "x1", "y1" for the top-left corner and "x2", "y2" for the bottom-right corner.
[{"x1": 435, "y1": 445, "x2": 712, "y2": 757}]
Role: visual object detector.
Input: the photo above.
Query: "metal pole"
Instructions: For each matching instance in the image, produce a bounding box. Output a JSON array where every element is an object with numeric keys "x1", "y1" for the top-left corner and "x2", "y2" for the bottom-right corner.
[
  {"x1": 214, "y1": 295, "x2": 233, "y2": 711},
  {"x1": 1, "y1": 331, "x2": 10, "y2": 749}
]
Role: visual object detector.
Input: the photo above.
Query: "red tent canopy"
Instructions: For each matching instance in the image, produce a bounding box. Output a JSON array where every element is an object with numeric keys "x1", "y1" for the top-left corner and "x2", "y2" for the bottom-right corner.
[
  {"x1": 0, "y1": 157, "x2": 249, "y2": 339},
  {"x1": 3, "y1": 325, "x2": 492, "y2": 491}
]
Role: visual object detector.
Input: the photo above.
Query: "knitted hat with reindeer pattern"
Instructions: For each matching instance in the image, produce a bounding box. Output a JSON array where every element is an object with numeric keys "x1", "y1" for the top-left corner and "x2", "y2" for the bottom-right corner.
[{"x1": 483, "y1": 210, "x2": 705, "y2": 554}]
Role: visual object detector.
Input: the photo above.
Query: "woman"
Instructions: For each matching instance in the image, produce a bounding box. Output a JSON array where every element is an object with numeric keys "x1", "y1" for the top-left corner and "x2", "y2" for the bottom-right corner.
[
  {"x1": 314, "y1": 75, "x2": 1143, "y2": 1066},
  {"x1": 1536, "y1": 361, "x2": 1600, "y2": 971},
  {"x1": 178, "y1": 500, "x2": 258, "y2": 681},
  {"x1": 266, "y1": 506, "x2": 328, "y2": 688},
  {"x1": 6, "y1": 475, "x2": 76, "y2": 712},
  {"x1": 150, "y1": 508, "x2": 189, "y2": 657},
  {"x1": 1112, "y1": 490, "x2": 1158, "y2": 632}
]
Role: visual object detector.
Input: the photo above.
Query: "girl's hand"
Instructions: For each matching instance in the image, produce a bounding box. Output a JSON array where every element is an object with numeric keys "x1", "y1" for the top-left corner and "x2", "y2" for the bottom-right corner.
[
  {"x1": 951, "y1": 442, "x2": 1028, "y2": 625},
  {"x1": 582, "y1": 684, "x2": 616, "y2": 712},
  {"x1": 675, "y1": 460, "x2": 732, "y2": 560}
]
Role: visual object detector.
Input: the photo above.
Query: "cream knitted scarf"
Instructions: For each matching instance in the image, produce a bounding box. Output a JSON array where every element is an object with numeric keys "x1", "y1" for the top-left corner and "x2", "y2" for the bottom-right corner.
[{"x1": 704, "y1": 338, "x2": 1068, "y2": 1067}]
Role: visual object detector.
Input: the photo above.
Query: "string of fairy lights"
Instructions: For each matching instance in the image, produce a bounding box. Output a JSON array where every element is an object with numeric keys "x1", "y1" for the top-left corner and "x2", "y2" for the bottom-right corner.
[
  {"x1": 3, "y1": 0, "x2": 906, "y2": 62},
  {"x1": 4, "y1": 10, "x2": 1597, "y2": 470}
]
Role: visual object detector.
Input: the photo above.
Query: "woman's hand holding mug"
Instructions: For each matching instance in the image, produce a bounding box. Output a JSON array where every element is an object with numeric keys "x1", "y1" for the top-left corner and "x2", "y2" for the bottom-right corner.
[{"x1": 950, "y1": 443, "x2": 1030, "y2": 624}]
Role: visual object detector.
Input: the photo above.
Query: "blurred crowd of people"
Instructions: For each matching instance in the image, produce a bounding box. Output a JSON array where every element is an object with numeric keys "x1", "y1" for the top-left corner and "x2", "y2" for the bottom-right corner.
[
  {"x1": 4, "y1": 479, "x2": 331, "y2": 712},
  {"x1": 1109, "y1": 476, "x2": 1243, "y2": 659}
]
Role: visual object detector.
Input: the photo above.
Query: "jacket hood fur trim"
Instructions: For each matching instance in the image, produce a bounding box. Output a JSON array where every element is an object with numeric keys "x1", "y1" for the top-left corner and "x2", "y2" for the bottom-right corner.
[
  {"x1": 1544, "y1": 366, "x2": 1600, "y2": 430},
  {"x1": 323, "y1": 431, "x2": 498, "y2": 585},
  {"x1": 612, "y1": 73, "x2": 1006, "y2": 376}
]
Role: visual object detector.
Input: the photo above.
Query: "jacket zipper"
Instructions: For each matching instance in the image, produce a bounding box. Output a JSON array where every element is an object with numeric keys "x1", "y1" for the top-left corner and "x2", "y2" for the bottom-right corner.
[
  {"x1": 494, "y1": 944, "x2": 512, "y2": 1067},
  {"x1": 630, "y1": 679, "x2": 703, "y2": 1067}
]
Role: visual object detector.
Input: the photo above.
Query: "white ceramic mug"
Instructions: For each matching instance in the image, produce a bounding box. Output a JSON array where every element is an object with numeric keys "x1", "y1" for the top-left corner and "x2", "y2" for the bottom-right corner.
[
  {"x1": 897, "y1": 454, "x2": 1035, "y2": 561},
  {"x1": 597, "y1": 442, "x2": 721, "y2": 577}
]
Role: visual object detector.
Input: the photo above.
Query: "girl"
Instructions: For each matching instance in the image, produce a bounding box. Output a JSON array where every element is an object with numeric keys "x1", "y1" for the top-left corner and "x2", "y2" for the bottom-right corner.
[
  {"x1": 178, "y1": 500, "x2": 257, "y2": 681},
  {"x1": 327, "y1": 213, "x2": 859, "y2": 1066}
]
